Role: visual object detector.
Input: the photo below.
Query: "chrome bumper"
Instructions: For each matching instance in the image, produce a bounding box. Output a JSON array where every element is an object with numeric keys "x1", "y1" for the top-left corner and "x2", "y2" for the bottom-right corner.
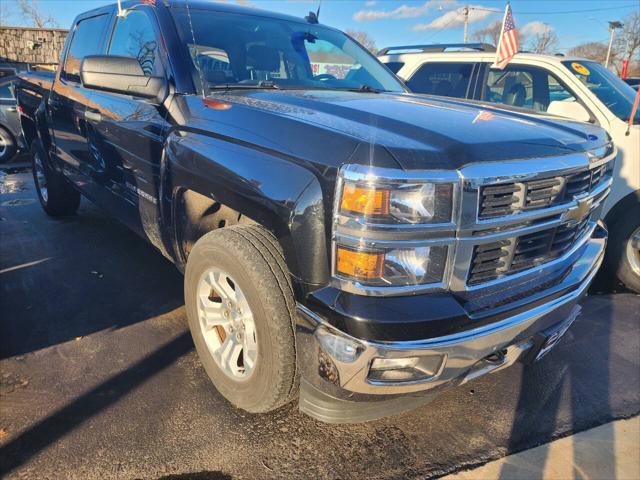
[{"x1": 296, "y1": 224, "x2": 606, "y2": 403}]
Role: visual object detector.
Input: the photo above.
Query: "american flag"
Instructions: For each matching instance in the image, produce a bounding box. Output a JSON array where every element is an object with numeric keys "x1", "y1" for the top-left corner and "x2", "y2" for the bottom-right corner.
[{"x1": 495, "y1": 3, "x2": 518, "y2": 69}]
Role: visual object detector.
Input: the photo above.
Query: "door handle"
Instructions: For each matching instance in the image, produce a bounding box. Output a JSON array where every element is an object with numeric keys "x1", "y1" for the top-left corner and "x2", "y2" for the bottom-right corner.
[{"x1": 85, "y1": 111, "x2": 102, "y2": 122}]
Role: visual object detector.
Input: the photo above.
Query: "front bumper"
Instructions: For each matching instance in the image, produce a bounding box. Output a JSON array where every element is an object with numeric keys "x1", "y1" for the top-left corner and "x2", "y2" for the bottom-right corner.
[{"x1": 296, "y1": 224, "x2": 606, "y2": 423}]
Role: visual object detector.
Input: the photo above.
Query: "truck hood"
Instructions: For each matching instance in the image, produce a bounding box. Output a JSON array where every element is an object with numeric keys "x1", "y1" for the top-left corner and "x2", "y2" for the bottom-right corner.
[{"x1": 197, "y1": 90, "x2": 608, "y2": 170}]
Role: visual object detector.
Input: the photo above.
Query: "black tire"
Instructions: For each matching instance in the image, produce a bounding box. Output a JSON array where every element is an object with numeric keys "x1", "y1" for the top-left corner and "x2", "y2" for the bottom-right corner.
[
  {"x1": 30, "y1": 139, "x2": 80, "y2": 216},
  {"x1": 0, "y1": 126, "x2": 17, "y2": 164},
  {"x1": 185, "y1": 225, "x2": 298, "y2": 413},
  {"x1": 605, "y1": 204, "x2": 640, "y2": 293}
]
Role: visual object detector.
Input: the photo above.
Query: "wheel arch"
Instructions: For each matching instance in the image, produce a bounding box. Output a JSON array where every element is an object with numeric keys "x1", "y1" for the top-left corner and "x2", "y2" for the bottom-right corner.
[
  {"x1": 163, "y1": 131, "x2": 330, "y2": 290},
  {"x1": 604, "y1": 189, "x2": 640, "y2": 229}
]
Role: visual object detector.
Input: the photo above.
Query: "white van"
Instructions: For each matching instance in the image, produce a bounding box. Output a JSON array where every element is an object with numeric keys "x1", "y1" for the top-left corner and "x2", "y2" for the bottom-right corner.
[{"x1": 379, "y1": 44, "x2": 640, "y2": 292}]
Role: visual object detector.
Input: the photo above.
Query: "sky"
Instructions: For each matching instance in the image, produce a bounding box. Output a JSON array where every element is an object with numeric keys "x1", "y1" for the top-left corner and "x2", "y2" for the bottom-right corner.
[{"x1": 1, "y1": 0, "x2": 638, "y2": 53}]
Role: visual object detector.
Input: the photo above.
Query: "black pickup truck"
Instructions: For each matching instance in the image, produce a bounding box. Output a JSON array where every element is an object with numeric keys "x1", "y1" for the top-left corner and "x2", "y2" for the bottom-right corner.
[{"x1": 16, "y1": 1, "x2": 614, "y2": 423}]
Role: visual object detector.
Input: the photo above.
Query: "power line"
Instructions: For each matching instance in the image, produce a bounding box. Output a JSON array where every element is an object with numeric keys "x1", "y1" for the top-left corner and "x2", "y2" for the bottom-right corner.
[{"x1": 517, "y1": 4, "x2": 639, "y2": 15}]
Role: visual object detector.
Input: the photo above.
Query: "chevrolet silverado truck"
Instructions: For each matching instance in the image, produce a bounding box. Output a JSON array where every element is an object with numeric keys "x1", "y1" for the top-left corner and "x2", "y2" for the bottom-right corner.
[{"x1": 16, "y1": 1, "x2": 614, "y2": 423}]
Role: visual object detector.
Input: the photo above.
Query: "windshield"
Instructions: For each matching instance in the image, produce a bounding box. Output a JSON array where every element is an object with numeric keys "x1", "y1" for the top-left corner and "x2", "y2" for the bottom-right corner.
[
  {"x1": 562, "y1": 60, "x2": 639, "y2": 124},
  {"x1": 172, "y1": 9, "x2": 405, "y2": 93}
]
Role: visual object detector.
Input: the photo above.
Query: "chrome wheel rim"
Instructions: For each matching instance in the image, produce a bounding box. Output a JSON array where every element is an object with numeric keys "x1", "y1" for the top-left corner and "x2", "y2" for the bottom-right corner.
[
  {"x1": 197, "y1": 268, "x2": 258, "y2": 380},
  {"x1": 33, "y1": 151, "x2": 48, "y2": 203},
  {"x1": 0, "y1": 129, "x2": 8, "y2": 158},
  {"x1": 627, "y1": 227, "x2": 640, "y2": 277}
]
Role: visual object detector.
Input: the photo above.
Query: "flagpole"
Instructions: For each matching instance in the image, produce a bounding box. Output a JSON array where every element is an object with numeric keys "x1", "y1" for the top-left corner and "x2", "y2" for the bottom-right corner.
[{"x1": 493, "y1": 2, "x2": 509, "y2": 68}]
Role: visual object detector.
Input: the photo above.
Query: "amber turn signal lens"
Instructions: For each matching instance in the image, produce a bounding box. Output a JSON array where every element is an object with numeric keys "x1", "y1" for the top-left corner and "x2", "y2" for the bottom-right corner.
[
  {"x1": 336, "y1": 247, "x2": 384, "y2": 280},
  {"x1": 340, "y1": 184, "x2": 390, "y2": 216}
]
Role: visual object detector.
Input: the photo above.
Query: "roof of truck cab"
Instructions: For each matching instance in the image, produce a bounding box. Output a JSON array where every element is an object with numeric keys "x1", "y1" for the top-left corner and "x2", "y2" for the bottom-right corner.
[{"x1": 167, "y1": 0, "x2": 318, "y2": 24}]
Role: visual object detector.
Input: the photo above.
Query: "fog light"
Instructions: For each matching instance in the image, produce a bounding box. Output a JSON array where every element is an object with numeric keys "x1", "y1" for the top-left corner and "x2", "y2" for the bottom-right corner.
[
  {"x1": 371, "y1": 357, "x2": 419, "y2": 370},
  {"x1": 315, "y1": 327, "x2": 363, "y2": 363},
  {"x1": 368, "y1": 354, "x2": 445, "y2": 383}
]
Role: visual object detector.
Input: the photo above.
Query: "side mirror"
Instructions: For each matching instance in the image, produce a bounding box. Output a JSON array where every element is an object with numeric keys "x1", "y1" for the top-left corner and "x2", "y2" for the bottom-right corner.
[
  {"x1": 80, "y1": 55, "x2": 167, "y2": 102},
  {"x1": 547, "y1": 100, "x2": 591, "y2": 123}
]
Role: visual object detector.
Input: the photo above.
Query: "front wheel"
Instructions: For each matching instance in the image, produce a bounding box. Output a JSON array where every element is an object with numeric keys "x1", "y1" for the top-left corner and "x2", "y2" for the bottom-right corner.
[
  {"x1": 605, "y1": 205, "x2": 640, "y2": 293},
  {"x1": 184, "y1": 225, "x2": 298, "y2": 413}
]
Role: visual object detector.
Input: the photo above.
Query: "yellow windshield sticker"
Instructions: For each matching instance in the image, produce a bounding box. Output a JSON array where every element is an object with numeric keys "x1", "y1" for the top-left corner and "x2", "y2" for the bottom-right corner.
[{"x1": 571, "y1": 62, "x2": 590, "y2": 76}]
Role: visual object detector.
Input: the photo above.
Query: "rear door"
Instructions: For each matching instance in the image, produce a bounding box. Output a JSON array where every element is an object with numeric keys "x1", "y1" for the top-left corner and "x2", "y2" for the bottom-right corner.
[
  {"x1": 405, "y1": 62, "x2": 478, "y2": 99},
  {"x1": 84, "y1": 6, "x2": 171, "y2": 243},
  {"x1": 49, "y1": 12, "x2": 111, "y2": 190}
]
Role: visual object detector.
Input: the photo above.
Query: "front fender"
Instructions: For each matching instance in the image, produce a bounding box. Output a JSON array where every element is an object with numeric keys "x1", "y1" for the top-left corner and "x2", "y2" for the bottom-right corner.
[{"x1": 165, "y1": 129, "x2": 331, "y2": 289}]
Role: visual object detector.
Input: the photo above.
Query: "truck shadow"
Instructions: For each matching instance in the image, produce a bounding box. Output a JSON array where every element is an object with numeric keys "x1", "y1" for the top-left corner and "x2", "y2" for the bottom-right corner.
[{"x1": 0, "y1": 169, "x2": 184, "y2": 359}]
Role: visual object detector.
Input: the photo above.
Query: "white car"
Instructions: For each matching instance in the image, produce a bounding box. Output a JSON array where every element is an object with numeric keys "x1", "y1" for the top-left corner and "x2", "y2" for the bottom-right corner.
[{"x1": 379, "y1": 44, "x2": 640, "y2": 292}]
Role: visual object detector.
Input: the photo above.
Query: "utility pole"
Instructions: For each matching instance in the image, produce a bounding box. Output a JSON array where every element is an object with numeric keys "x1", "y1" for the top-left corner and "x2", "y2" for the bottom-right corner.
[
  {"x1": 463, "y1": 5, "x2": 469, "y2": 43},
  {"x1": 605, "y1": 20, "x2": 623, "y2": 68}
]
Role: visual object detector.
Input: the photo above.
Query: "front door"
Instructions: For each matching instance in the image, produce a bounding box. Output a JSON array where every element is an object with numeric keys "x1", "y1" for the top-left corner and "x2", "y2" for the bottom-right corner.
[
  {"x1": 49, "y1": 13, "x2": 112, "y2": 193},
  {"x1": 84, "y1": 6, "x2": 170, "y2": 248}
]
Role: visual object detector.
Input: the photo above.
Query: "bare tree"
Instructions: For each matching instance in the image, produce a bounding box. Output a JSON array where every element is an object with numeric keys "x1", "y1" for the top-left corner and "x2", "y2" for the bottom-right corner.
[
  {"x1": 17, "y1": 0, "x2": 58, "y2": 28},
  {"x1": 615, "y1": 12, "x2": 640, "y2": 59},
  {"x1": 472, "y1": 21, "x2": 502, "y2": 46},
  {"x1": 345, "y1": 30, "x2": 377, "y2": 54},
  {"x1": 567, "y1": 42, "x2": 610, "y2": 64},
  {"x1": 527, "y1": 25, "x2": 558, "y2": 54}
]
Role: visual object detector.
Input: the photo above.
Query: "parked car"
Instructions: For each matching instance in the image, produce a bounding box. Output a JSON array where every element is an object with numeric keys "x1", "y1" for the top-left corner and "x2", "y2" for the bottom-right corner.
[
  {"x1": 379, "y1": 44, "x2": 640, "y2": 292},
  {"x1": 17, "y1": 1, "x2": 613, "y2": 423},
  {"x1": 0, "y1": 76, "x2": 24, "y2": 163}
]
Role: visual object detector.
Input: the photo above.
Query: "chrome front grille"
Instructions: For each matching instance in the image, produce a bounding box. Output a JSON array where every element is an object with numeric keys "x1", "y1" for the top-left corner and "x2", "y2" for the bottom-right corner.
[
  {"x1": 468, "y1": 217, "x2": 591, "y2": 285},
  {"x1": 478, "y1": 162, "x2": 612, "y2": 219},
  {"x1": 453, "y1": 146, "x2": 615, "y2": 290}
]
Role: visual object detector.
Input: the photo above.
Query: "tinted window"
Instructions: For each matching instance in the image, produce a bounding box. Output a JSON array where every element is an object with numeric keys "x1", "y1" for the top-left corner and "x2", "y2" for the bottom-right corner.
[
  {"x1": 406, "y1": 63, "x2": 473, "y2": 98},
  {"x1": 0, "y1": 82, "x2": 14, "y2": 99},
  {"x1": 63, "y1": 14, "x2": 111, "y2": 83},
  {"x1": 109, "y1": 10, "x2": 162, "y2": 76},
  {"x1": 172, "y1": 10, "x2": 404, "y2": 93},
  {"x1": 384, "y1": 62, "x2": 404, "y2": 74},
  {"x1": 484, "y1": 65, "x2": 576, "y2": 112},
  {"x1": 562, "y1": 60, "x2": 639, "y2": 124}
]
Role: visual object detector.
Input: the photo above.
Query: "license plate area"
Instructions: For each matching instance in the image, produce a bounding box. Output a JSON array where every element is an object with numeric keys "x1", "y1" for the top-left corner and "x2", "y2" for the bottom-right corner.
[{"x1": 534, "y1": 305, "x2": 581, "y2": 361}]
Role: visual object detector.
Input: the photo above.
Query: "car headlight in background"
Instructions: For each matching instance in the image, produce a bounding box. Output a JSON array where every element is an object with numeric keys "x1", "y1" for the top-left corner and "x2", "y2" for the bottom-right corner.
[{"x1": 333, "y1": 164, "x2": 459, "y2": 294}]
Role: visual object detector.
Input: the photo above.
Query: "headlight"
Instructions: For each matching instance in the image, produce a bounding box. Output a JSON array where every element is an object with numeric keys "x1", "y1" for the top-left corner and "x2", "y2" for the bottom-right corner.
[
  {"x1": 339, "y1": 178, "x2": 454, "y2": 224},
  {"x1": 333, "y1": 164, "x2": 459, "y2": 295}
]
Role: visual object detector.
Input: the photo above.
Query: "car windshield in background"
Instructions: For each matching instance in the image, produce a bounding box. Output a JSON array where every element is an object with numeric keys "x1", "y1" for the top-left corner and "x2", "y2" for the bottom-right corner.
[
  {"x1": 562, "y1": 60, "x2": 639, "y2": 124},
  {"x1": 172, "y1": 10, "x2": 405, "y2": 94}
]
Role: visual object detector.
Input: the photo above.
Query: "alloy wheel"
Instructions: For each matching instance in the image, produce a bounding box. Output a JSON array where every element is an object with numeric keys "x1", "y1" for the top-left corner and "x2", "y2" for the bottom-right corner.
[{"x1": 196, "y1": 267, "x2": 258, "y2": 380}]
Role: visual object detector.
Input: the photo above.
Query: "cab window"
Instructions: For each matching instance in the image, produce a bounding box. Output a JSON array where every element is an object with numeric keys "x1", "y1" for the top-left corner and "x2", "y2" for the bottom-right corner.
[
  {"x1": 483, "y1": 65, "x2": 577, "y2": 112},
  {"x1": 62, "y1": 14, "x2": 111, "y2": 83},
  {"x1": 406, "y1": 62, "x2": 474, "y2": 98},
  {"x1": 108, "y1": 10, "x2": 162, "y2": 76}
]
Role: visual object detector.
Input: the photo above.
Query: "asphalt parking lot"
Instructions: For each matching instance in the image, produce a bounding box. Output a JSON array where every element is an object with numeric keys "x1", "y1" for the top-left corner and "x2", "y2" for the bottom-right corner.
[{"x1": 1, "y1": 163, "x2": 639, "y2": 480}]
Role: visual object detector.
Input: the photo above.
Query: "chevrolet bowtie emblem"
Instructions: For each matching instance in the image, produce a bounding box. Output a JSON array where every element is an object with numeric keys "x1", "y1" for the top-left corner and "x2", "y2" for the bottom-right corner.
[{"x1": 563, "y1": 197, "x2": 592, "y2": 225}]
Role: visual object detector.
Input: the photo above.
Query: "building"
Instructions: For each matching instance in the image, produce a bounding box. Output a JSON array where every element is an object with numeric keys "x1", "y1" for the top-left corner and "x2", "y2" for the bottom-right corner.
[{"x1": 0, "y1": 26, "x2": 68, "y2": 76}]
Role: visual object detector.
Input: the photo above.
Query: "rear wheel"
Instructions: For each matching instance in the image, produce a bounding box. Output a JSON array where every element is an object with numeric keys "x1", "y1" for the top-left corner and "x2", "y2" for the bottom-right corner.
[
  {"x1": 0, "y1": 126, "x2": 16, "y2": 163},
  {"x1": 184, "y1": 225, "x2": 298, "y2": 413},
  {"x1": 30, "y1": 139, "x2": 80, "y2": 216}
]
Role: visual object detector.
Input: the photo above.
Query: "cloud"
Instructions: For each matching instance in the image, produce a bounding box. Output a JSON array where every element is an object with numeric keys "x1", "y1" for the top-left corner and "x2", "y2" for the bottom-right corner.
[
  {"x1": 412, "y1": 5, "x2": 494, "y2": 31},
  {"x1": 365, "y1": 0, "x2": 377, "y2": 6},
  {"x1": 521, "y1": 21, "x2": 553, "y2": 36},
  {"x1": 353, "y1": 0, "x2": 456, "y2": 22}
]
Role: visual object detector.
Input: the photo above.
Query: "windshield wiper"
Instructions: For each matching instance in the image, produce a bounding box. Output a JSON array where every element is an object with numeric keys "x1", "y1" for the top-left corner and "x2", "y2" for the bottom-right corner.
[
  {"x1": 209, "y1": 80, "x2": 280, "y2": 91},
  {"x1": 343, "y1": 84, "x2": 387, "y2": 93}
]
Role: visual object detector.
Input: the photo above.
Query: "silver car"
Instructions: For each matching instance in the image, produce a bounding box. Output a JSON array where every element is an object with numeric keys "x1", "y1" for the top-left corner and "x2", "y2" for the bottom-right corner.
[{"x1": 0, "y1": 76, "x2": 23, "y2": 163}]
